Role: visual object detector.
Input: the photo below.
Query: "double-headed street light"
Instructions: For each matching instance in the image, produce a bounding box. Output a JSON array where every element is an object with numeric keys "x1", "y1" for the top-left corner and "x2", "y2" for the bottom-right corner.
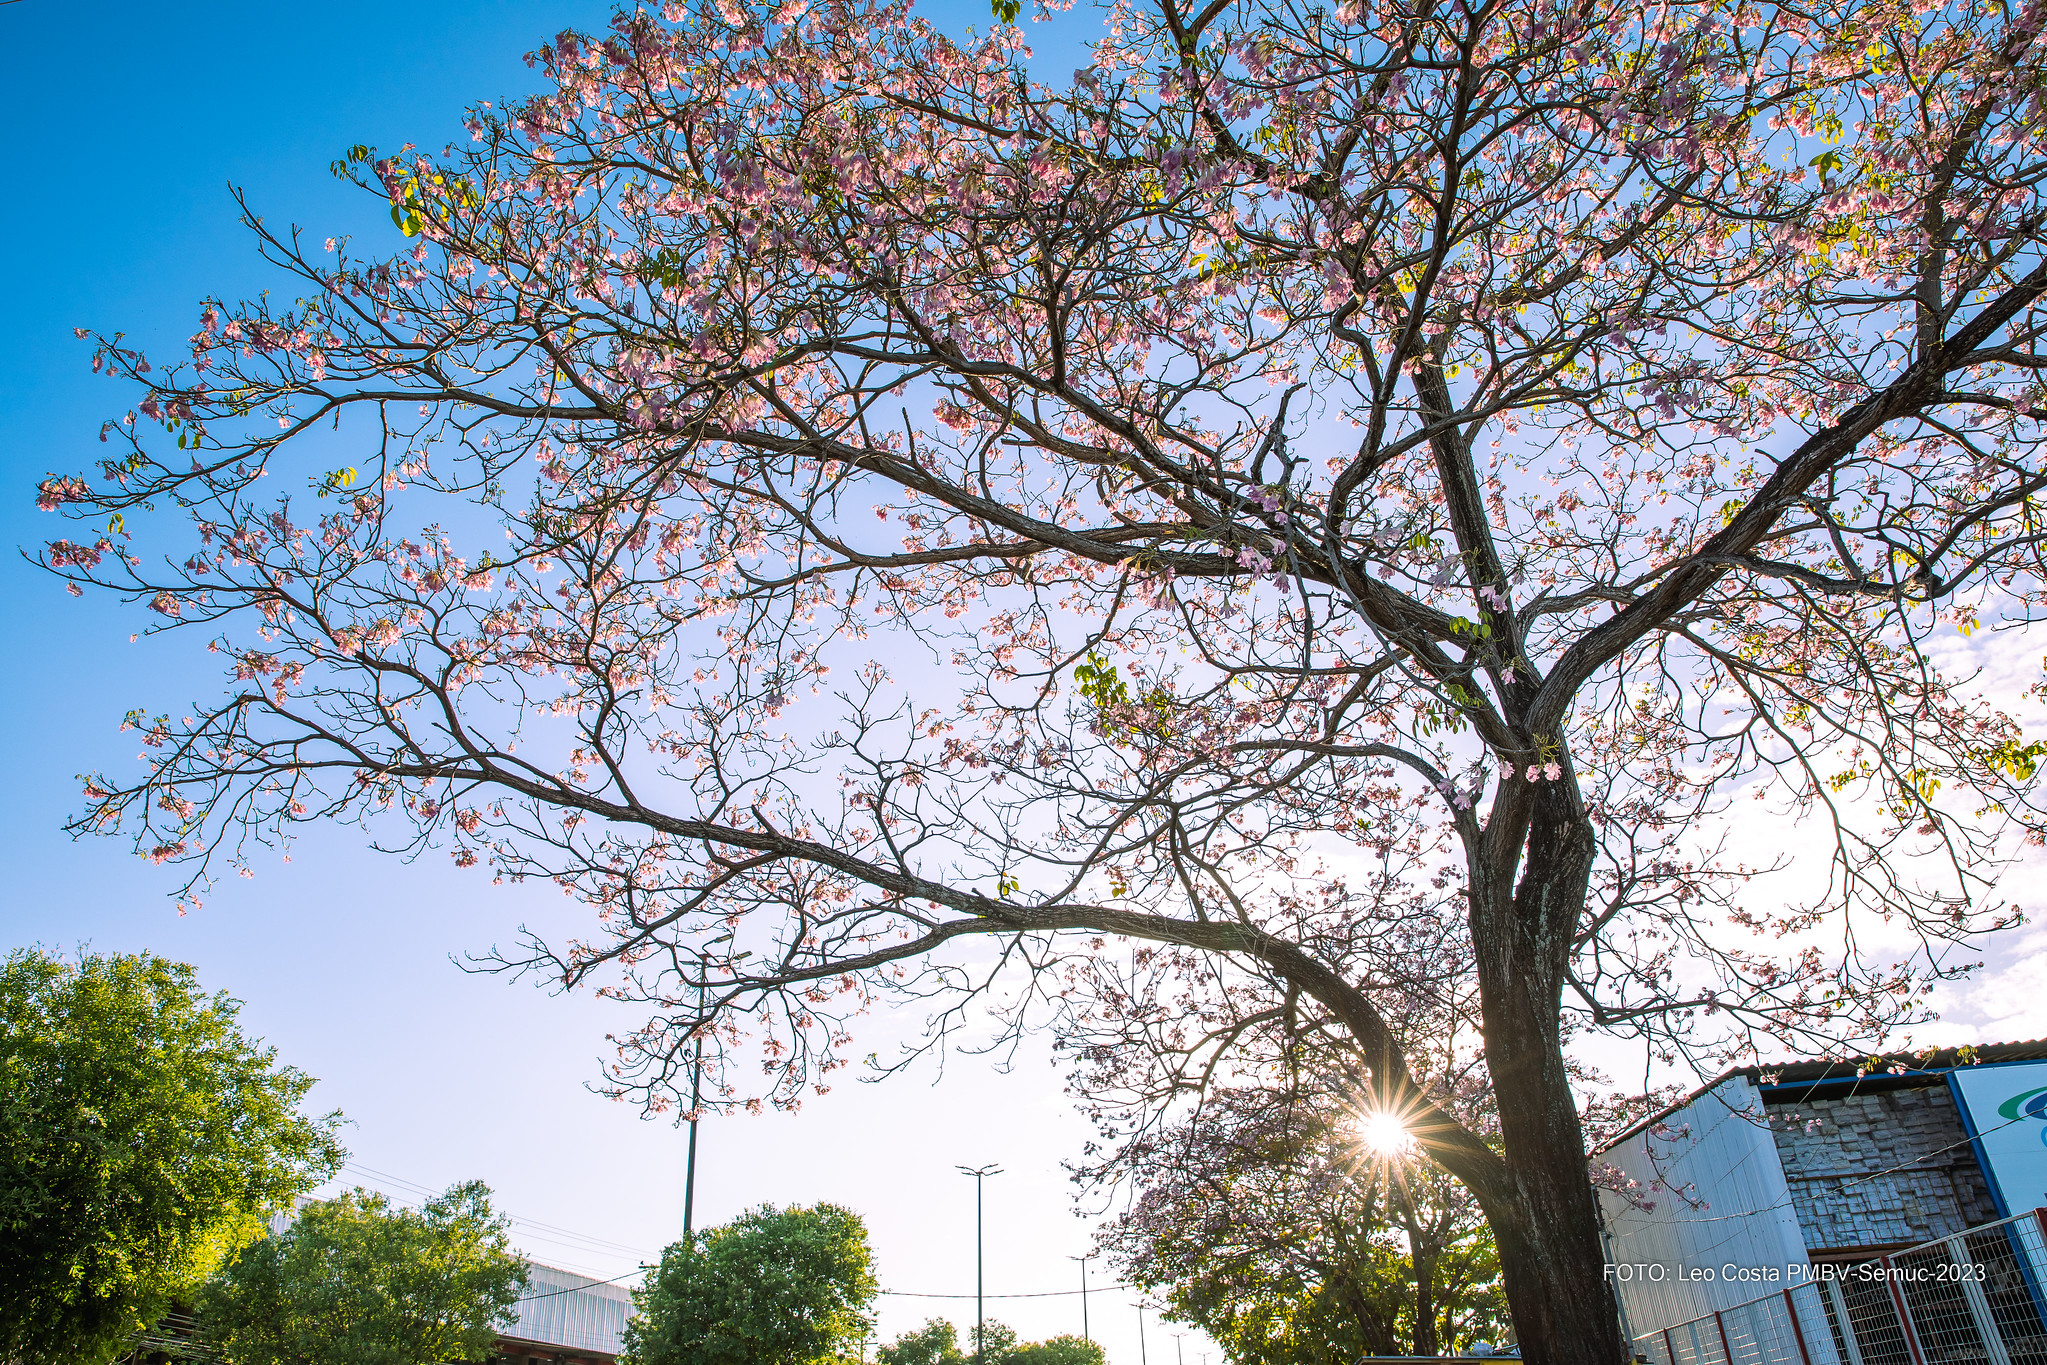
[{"x1": 957, "y1": 1164, "x2": 1004, "y2": 1365}]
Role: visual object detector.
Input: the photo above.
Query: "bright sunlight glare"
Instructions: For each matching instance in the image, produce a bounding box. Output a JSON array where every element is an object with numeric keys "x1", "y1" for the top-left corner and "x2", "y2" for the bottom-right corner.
[{"x1": 1358, "y1": 1110, "x2": 1412, "y2": 1157}]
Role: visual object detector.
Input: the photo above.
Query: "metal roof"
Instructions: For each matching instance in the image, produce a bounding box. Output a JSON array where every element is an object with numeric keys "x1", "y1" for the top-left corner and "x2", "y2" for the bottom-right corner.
[
  {"x1": 1743, "y1": 1039, "x2": 2047, "y2": 1087},
  {"x1": 502, "y1": 1261, "x2": 636, "y2": 1357},
  {"x1": 1590, "y1": 1039, "x2": 2047, "y2": 1155}
]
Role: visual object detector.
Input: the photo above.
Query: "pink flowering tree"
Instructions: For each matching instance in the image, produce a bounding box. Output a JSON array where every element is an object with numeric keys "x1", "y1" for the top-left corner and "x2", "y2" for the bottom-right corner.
[
  {"x1": 38, "y1": 0, "x2": 2047, "y2": 1356},
  {"x1": 1089, "y1": 1076, "x2": 1509, "y2": 1361},
  {"x1": 1076, "y1": 969, "x2": 1509, "y2": 1358}
]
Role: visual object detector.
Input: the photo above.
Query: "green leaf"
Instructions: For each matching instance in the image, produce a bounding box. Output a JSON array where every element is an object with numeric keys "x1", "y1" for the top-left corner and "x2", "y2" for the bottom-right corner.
[
  {"x1": 1, "y1": 949, "x2": 343, "y2": 1365},
  {"x1": 197, "y1": 1181, "x2": 526, "y2": 1365}
]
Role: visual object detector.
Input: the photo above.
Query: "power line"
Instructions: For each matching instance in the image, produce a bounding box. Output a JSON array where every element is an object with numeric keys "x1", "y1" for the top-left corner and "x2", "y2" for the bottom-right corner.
[
  {"x1": 327, "y1": 1160, "x2": 1155, "y2": 1309},
  {"x1": 338, "y1": 1161, "x2": 654, "y2": 1256},
  {"x1": 330, "y1": 1162, "x2": 651, "y2": 1280},
  {"x1": 881, "y1": 1285, "x2": 1134, "y2": 1299},
  {"x1": 514, "y1": 1266, "x2": 650, "y2": 1302},
  {"x1": 1606, "y1": 1085, "x2": 2035, "y2": 1229},
  {"x1": 341, "y1": 1161, "x2": 654, "y2": 1257}
]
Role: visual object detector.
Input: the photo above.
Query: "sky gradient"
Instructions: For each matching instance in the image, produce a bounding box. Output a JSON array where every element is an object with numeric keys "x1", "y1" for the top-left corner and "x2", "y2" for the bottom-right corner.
[
  {"x1": 3, "y1": 5, "x2": 2045, "y2": 1364},
  {"x1": 0, "y1": 0, "x2": 1162, "y2": 1357}
]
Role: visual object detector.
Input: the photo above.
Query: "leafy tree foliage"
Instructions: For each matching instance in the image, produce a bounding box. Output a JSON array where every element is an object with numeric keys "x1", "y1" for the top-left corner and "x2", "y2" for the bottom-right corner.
[
  {"x1": 44, "y1": 0, "x2": 2047, "y2": 1354},
  {"x1": 624, "y1": 1204, "x2": 877, "y2": 1365},
  {"x1": 0, "y1": 948, "x2": 341, "y2": 1365},
  {"x1": 1007, "y1": 1338, "x2": 1105, "y2": 1365},
  {"x1": 880, "y1": 1320, "x2": 1104, "y2": 1365},
  {"x1": 195, "y1": 1180, "x2": 528, "y2": 1365},
  {"x1": 969, "y1": 1322, "x2": 1021, "y2": 1365},
  {"x1": 879, "y1": 1318, "x2": 971, "y2": 1365}
]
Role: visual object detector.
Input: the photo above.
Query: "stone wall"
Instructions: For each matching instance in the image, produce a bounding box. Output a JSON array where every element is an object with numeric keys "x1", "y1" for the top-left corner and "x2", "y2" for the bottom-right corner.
[{"x1": 1767, "y1": 1083, "x2": 2001, "y2": 1252}]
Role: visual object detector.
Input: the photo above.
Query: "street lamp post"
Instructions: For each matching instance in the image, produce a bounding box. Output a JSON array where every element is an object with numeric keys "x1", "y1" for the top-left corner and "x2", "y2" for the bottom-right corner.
[
  {"x1": 1138, "y1": 1304, "x2": 1149, "y2": 1365},
  {"x1": 1069, "y1": 1254, "x2": 1091, "y2": 1342},
  {"x1": 682, "y1": 942, "x2": 733, "y2": 1243},
  {"x1": 683, "y1": 985, "x2": 706, "y2": 1239},
  {"x1": 682, "y1": 1035, "x2": 703, "y2": 1237},
  {"x1": 956, "y1": 1164, "x2": 1004, "y2": 1365}
]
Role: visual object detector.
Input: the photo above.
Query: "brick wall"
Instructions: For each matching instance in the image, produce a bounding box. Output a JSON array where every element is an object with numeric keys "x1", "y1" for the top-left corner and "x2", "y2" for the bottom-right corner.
[{"x1": 1767, "y1": 1083, "x2": 2000, "y2": 1252}]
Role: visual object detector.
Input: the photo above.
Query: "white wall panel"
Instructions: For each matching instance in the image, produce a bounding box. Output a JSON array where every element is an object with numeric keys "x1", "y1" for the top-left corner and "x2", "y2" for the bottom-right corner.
[
  {"x1": 1596, "y1": 1076, "x2": 1831, "y2": 1361},
  {"x1": 507, "y1": 1260, "x2": 635, "y2": 1355}
]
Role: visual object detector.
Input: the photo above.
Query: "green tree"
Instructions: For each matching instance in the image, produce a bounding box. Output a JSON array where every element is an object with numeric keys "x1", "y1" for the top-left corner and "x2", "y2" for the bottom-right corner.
[
  {"x1": 881, "y1": 1321, "x2": 1103, "y2": 1365},
  {"x1": 968, "y1": 1322, "x2": 1018, "y2": 1365},
  {"x1": 196, "y1": 1181, "x2": 529, "y2": 1365},
  {"x1": 0, "y1": 947, "x2": 342, "y2": 1365},
  {"x1": 623, "y1": 1204, "x2": 877, "y2": 1365},
  {"x1": 880, "y1": 1317, "x2": 966, "y2": 1365},
  {"x1": 1006, "y1": 1336, "x2": 1105, "y2": 1365},
  {"x1": 879, "y1": 1320, "x2": 966, "y2": 1365}
]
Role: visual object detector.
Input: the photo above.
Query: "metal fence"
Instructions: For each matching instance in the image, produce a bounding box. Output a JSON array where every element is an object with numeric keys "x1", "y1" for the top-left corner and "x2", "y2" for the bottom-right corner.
[
  {"x1": 1633, "y1": 1210, "x2": 2047, "y2": 1365},
  {"x1": 1633, "y1": 1282, "x2": 1832, "y2": 1365}
]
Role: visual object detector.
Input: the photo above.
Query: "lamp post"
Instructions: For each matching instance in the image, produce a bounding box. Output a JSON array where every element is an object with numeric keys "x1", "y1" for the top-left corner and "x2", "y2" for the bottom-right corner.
[
  {"x1": 683, "y1": 985, "x2": 705, "y2": 1239},
  {"x1": 1069, "y1": 1254, "x2": 1091, "y2": 1342},
  {"x1": 682, "y1": 1035, "x2": 703, "y2": 1237},
  {"x1": 957, "y1": 1164, "x2": 1003, "y2": 1365},
  {"x1": 1138, "y1": 1303, "x2": 1149, "y2": 1365},
  {"x1": 683, "y1": 940, "x2": 733, "y2": 1242}
]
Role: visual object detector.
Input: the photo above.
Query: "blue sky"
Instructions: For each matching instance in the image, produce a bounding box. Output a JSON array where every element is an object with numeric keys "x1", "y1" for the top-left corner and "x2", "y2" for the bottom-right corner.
[
  {"x1": 6, "y1": 1, "x2": 2046, "y2": 1359},
  {"x1": 0, "y1": 0, "x2": 1168, "y2": 1355}
]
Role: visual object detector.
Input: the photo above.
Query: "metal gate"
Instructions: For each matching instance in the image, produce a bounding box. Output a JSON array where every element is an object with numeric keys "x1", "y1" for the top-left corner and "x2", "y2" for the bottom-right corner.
[{"x1": 1633, "y1": 1210, "x2": 2047, "y2": 1365}]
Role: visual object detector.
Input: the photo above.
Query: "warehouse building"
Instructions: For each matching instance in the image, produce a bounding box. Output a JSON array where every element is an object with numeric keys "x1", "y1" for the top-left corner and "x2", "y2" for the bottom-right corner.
[
  {"x1": 1594, "y1": 1041, "x2": 2047, "y2": 1364},
  {"x1": 491, "y1": 1261, "x2": 633, "y2": 1365}
]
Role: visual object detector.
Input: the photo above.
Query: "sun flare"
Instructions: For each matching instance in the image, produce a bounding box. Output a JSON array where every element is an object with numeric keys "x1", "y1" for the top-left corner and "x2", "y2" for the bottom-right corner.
[{"x1": 1358, "y1": 1110, "x2": 1412, "y2": 1157}]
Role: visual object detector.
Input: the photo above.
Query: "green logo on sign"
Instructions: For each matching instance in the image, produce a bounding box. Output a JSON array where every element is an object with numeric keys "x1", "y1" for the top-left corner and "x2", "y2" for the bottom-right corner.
[{"x1": 1996, "y1": 1085, "x2": 2047, "y2": 1127}]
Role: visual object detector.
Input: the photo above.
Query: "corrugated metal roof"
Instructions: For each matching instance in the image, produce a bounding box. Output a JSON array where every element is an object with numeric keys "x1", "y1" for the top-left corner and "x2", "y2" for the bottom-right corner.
[
  {"x1": 503, "y1": 1261, "x2": 635, "y2": 1357},
  {"x1": 1746, "y1": 1038, "x2": 2047, "y2": 1086},
  {"x1": 1590, "y1": 1040, "x2": 2047, "y2": 1155}
]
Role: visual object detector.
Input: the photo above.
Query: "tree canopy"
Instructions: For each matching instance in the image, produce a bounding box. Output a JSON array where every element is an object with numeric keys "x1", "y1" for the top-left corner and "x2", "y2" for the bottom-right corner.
[
  {"x1": 195, "y1": 1180, "x2": 529, "y2": 1365},
  {"x1": 623, "y1": 1203, "x2": 877, "y2": 1365},
  {"x1": 0, "y1": 947, "x2": 341, "y2": 1365},
  {"x1": 1007, "y1": 1338, "x2": 1105, "y2": 1365},
  {"x1": 879, "y1": 1318, "x2": 1105, "y2": 1365},
  {"x1": 879, "y1": 1317, "x2": 972, "y2": 1365},
  {"x1": 41, "y1": 0, "x2": 2047, "y2": 1356}
]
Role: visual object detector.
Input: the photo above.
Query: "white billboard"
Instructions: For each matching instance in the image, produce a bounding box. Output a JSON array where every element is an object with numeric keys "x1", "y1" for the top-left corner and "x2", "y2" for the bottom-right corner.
[{"x1": 1949, "y1": 1061, "x2": 2047, "y2": 1216}]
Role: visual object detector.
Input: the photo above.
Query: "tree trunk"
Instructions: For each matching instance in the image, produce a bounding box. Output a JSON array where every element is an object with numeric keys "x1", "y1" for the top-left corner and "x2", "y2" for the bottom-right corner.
[
  {"x1": 1468, "y1": 804, "x2": 1630, "y2": 1365},
  {"x1": 1409, "y1": 1239, "x2": 1440, "y2": 1357},
  {"x1": 1330, "y1": 1272, "x2": 1403, "y2": 1359},
  {"x1": 1482, "y1": 1003, "x2": 1629, "y2": 1365},
  {"x1": 1398, "y1": 1188, "x2": 1441, "y2": 1357}
]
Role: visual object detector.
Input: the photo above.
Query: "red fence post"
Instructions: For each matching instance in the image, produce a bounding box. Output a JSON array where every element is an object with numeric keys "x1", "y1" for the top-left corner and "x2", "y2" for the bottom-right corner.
[
  {"x1": 1881, "y1": 1256, "x2": 1926, "y2": 1365},
  {"x1": 1782, "y1": 1287, "x2": 1814, "y2": 1365}
]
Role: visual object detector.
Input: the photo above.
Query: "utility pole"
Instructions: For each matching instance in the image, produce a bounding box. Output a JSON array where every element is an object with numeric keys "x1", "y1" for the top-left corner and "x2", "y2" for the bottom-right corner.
[
  {"x1": 1174, "y1": 1335, "x2": 1184, "y2": 1365},
  {"x1": 1138, "y1": 1304, "x2": 1149, "y2": 1365},
  {"x1": 683, "y1": 985, "x2": 705, "y2": 1239},
  {"x1": 957, "y1": 1164, "x2": 1003, "y2": 1365},
  {"x1": 1069, "y1": 1254, "x2": 1091, "y2": 1342}
]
